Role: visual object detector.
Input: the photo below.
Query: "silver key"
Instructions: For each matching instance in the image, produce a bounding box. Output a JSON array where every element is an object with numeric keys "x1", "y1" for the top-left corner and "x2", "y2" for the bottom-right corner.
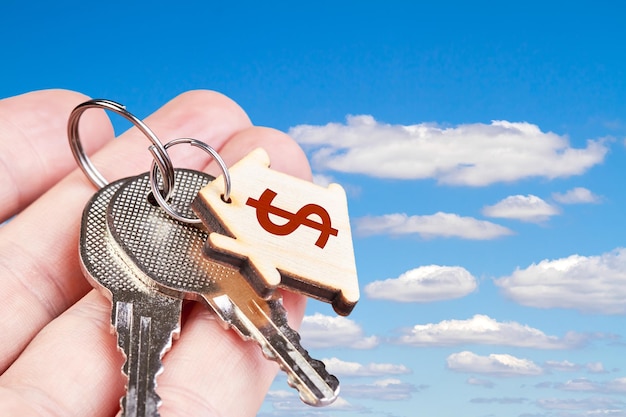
[
  {"x1": 79, "y1": 178, "x2": 183, "y2": 417},
  {"x1": 106, "y1": 169, "x2": 340, "y2": 407}
]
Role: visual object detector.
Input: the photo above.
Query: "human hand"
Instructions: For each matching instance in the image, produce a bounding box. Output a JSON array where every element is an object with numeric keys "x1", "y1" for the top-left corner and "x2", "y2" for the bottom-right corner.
[{"x1": 0, "y1": 89, "x2": 310, "y2": 416}]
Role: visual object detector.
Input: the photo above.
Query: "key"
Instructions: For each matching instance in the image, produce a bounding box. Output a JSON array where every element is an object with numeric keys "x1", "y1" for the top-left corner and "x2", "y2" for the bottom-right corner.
[
  {"x1": 79, "y1": 178, "x2": 183, "y2": 417},
  {"x1": 106, "y1": 169, "x2": 340, "y2": 406}
]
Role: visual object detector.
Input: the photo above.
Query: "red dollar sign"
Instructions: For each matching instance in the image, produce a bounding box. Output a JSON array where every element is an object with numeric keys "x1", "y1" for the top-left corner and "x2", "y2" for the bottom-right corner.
[{"x1": 246, "y1": 188, "x2": 339, "y2": 249}]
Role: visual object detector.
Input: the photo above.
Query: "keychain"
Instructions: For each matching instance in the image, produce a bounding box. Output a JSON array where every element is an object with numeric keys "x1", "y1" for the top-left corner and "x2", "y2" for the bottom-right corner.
[{"x1": 68, "y1": 98, "x2": 360, "y2": 415}]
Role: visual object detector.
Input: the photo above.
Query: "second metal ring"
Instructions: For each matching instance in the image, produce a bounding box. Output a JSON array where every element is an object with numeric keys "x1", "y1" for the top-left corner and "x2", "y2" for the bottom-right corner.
[{"x1": 149, "y1": 138, "x2": 231, "y2": 224}]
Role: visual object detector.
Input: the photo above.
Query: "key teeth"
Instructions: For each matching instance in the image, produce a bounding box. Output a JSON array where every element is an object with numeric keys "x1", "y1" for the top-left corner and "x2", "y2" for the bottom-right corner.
[
  {"x1": 116, "y1": 342, "x2": 167, "y2": 417},
  {"x1": 221, "y1": 296, "x2": 340, "y2": 407},
  {"x1": 117, "y1": 340, "x2": 169, "y2": 417},
  {"x1": 264, "y1": 302, "x2": 340, "y2": 406},
  {"x1": 112, "y1": 300, "x2": 181, "y2": 417},
  {"x1": 285, "y1": 365, "x2": 340, "y2": 407}
]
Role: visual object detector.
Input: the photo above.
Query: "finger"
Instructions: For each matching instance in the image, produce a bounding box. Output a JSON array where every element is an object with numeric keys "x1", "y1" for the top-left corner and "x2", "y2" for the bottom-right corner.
[
  {"x1": 207, "y1": 125, "x2": 313, "y2": 181},
  {"x1": 158, "y1": 126, "x2": 311, "y2": 416},
  {"x1": 0, "y1": 90, "x2": 252, "y2": 373},
  {"x1": 0, "y1": 89, "x2": 114, "y2": 222},
  {"x1": 0, "y1": 291, "x2": 124, "y2": 417}
]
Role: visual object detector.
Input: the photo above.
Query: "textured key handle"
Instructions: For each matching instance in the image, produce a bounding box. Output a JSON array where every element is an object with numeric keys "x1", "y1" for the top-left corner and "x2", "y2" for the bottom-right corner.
[{"x1": 106, "y1": 169, "x2": 232, "y2": 300}]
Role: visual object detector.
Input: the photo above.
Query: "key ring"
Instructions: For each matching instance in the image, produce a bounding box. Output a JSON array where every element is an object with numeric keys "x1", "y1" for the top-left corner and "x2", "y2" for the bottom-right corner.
[
  {"x1": 68, "y1": 99, "x2": 176, "y2": 199},
  {"x1": 149, "y1": 137, "x2": 231, "y2": 224}
]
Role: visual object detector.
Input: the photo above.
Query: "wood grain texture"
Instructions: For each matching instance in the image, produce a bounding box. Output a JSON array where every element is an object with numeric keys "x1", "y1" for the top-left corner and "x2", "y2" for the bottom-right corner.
[{"x1": 192, "y1": 148, "x2": 359, "y2": 316}]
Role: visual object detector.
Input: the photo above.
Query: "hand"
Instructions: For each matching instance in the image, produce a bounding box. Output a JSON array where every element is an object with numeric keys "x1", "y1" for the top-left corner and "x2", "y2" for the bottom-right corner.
[{"x1": 0, "y1": 89, "x2": 310, "y2": 416}]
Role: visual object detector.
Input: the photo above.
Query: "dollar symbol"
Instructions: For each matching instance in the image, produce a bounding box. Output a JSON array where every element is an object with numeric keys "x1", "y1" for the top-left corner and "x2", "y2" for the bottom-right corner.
[{"x1": 246, "y1": 188, "x2": 339, "y2": 249}]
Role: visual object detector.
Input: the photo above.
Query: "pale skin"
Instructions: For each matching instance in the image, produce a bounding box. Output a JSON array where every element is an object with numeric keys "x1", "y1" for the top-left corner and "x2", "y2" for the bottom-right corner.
[{"x1": 0, "y1": 89, "x2": 310, "y2": 416}]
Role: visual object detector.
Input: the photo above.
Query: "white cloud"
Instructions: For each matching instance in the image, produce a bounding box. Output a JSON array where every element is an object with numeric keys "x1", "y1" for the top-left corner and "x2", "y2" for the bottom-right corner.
[
  {"x1": 482, "y1": 194, "x2": 560, "y2": 223},
  {"x1": 495, "y1": 248, "x2": 626, "y2": 314},
  {"x1": 543, "y1": 361, "x2": 609, "y2": 375},
  {"x1": 467, "y1": 377, "x2": 495, "y2": 388},
  {"x1": 396, "y1": 314, "x2": 586, "y2": 349},
  {"x1": 322, "y1": 357, "x2": 411, "y2": 377},
  {"x1": 354, "y1": 212, "x2": 513, "y2": 240},
  {"x1": 299, "y1": 313, "x2": 379, "y2": 349},
  {"x1": 311, "y1": 173, "x2": 335, "y2": 187},
  {"x1": 447, "y1": 351, "x2": 543, "y2": 376},
  {"x1": 341, "y1": 378, "x2": 423, "y2": 401},
  {"x1": 553, "y1": 187, "x2": 601, "y2": 204},
  {"x1": 289, "y1": 116, "x2": 608, "y2": 186},
  {"x1": 364, "y1": 265, "x2": 477, "y2": 302},
  {"x1": 587, "y1": 362, "x2": 609, "y2": 374},
  {"x1": 537, "y1": 397, "x2": 625, "y2": 412},
  {"x1": 544, "y1": 360, "x2": 582, "y2": 372},
  {"x1": 547, "y1": 377, "x2": 626, "y2": 394}
]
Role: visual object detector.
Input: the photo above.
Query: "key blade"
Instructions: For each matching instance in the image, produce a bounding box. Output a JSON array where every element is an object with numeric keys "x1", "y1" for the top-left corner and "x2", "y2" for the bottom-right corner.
[
  {"x1": 209, "y1": 294, "x2": 339, "y2": 406},
  {"x1": 112, "y1": 296, "x2": 181, "y2": 417},
  {"x1": 80, "y1": 178, "x2": 182, "y2": 417}
]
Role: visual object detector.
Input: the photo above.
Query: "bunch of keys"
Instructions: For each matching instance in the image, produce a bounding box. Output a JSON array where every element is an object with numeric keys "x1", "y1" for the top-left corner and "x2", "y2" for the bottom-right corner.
[{"x1": 67, "y1": 99, "x2": 360, "y2": 416}]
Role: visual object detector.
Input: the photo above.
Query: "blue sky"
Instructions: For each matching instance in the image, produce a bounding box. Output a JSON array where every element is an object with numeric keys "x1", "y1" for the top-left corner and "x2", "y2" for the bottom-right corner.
[{"x1": 3, "y1": 1, "x2": 626, "y2": 416}]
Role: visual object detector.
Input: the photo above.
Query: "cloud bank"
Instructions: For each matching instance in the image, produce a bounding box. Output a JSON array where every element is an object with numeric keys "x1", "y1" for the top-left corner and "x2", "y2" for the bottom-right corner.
[{"x1": 289, "y1": 116, "x2": 607, "y2": 186}]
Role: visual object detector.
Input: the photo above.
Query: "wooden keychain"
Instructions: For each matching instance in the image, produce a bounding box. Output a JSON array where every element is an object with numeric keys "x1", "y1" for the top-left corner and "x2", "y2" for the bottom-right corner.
[{"x1": 192, "y1": 148, "x2": 359, "y2": 316}]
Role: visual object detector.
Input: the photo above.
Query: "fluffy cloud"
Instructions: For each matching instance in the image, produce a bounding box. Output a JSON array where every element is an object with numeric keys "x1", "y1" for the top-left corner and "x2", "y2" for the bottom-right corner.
[
  {"x1": 311, "y1": 173, "x2": 335, "y2": 187},
  {"x1": 552, "y1": 187, "x2": 601, "y2": 204},
  {"x1": 587, "y1": 362, "x2": 608, "y2": 374},
  {"x1": 289, "y1": 116, "x2": 607, "y2": 186},
  {"x1": 354, "y1": 212, "x2": 512, "y2": 240},
  {"x1": 299, "y1": 313, "x2": 379, "y2": 349},
  {"x1": 323, "y1": 357, "x2": 411, "y2": 377},
  {"x1": 341, "y1": 378, "x2": 424, "y2": 401},
  {"x1": 542, "y1": 377, "x2": 626, "y2": 394},
  {"x1": 364, "y1": 265, "x2": 477, "y2": 302},
  {"x1": 447, "y1": 351, "x2": 543, "y2": 376},
  {"x1": 482, "y1": 194, "x2": 560, "y2": 223},
  {"x1": 396, "y1": 314, "x2": 586, "y2": 349},
  {"x1": 467, "y1": 377, "x2": 495, "y2": 388},
  {"x1": 544, "y1": 360, "x2": 582, "y2": 372},
  {"x1": 495, "y1": 248, "x2": 626, "y2": 314},
  {"x1": 543, "y1": 360, "x2": 608, "y2": 374}
]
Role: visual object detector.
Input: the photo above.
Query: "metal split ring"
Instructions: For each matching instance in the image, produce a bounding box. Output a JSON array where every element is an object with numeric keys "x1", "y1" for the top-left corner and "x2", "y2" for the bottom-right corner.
[
  {"x1": 68, "y1": 99, "x2": 176, "y2": 199},
  {"x1": 149, "y1": 137, "x2": 231, "y2": 224}
]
